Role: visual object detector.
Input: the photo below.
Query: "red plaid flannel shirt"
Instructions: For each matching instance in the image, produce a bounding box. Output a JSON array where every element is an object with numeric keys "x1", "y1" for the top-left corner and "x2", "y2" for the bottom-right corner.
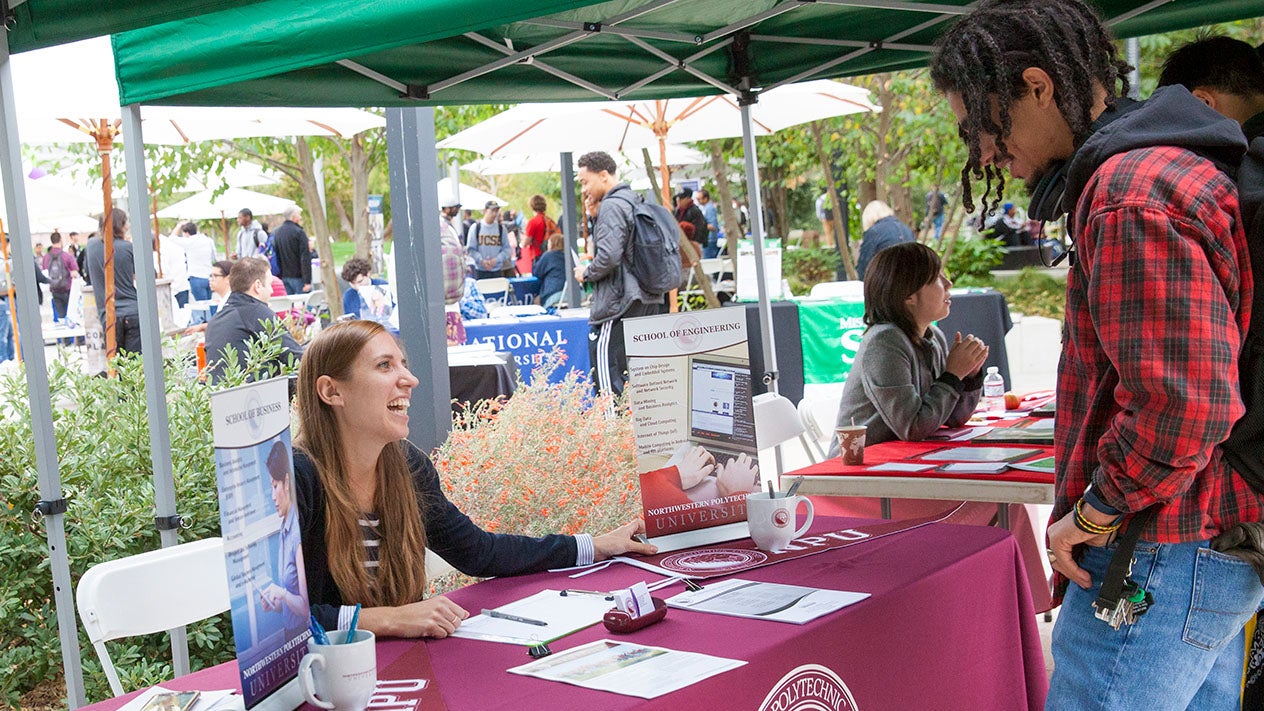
[{"x1": 1054, "y1": 146, "x2": 1260, "y2": 543}]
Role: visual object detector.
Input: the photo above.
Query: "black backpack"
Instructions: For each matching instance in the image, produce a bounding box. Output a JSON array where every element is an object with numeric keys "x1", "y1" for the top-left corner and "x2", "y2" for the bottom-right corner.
[
  {"x1": 48, "y1": 253, "x2": 70, "y2": 293},
  {"x1": 1224, "y1": 136, "x2": 1264, "y2": 495},
  {"x1": 605, "y1": 191, "x2": 681, "y2": 295}
]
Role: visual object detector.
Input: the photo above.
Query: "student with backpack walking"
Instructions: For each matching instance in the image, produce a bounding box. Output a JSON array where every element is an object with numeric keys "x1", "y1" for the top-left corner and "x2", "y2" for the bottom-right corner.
[
  {"x1": 574, "y1": 150, "x2": 678, "y2": 396},
  {"x1": 41, "y1": 231, "x2": 78, "y2": 324}
]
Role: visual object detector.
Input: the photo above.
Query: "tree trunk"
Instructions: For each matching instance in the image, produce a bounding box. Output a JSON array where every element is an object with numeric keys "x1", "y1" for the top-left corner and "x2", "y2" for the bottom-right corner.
[
  {"x1": 349, "y1": 134, "x2": 371, "y2": 259},
  {"x1": 810, "y1": 121, "x2": 858, "y2": 281},
  {"x1": 708, "y1": 141, "x2": 742, "y2": 284},
  {"x1": 857, "y1": 180, "x2": 877, "y2": 207},
  {"x1": 295, "y1": 137, "x2": 342, "y2": 317}
]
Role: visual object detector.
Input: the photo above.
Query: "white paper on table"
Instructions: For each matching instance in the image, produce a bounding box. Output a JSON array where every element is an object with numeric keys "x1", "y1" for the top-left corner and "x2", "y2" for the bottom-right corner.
[
  {"x1": 866, "y1": 462, "x2": 937, "y2": 473},
  {"x1": 451, "y1": 589, "x2": 613, "y2": 644},
  {"x1": 1009, "y1": 455, "x2": 1057, "y2": 474},
  {"x1": 665, "y1": 578, "x2": 869, "y2": 624},
  {"x1": 116, "y1": 687, "x2": 240, "y2": 711},
  {"x1": 507, "y1": 639, "x2": 745, "y2": 699}
]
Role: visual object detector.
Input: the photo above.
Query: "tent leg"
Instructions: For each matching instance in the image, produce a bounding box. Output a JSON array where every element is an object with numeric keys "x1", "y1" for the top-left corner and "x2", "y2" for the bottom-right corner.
[
  {"x1": 385, "y1": 107, "x2": 450, "y2": 452},
  {"x1": 560, "y1": 152, "x2": 580, "y2": 308},
  {"x1": 0, "y1": 28, "x2": 87, "y2": 709},
  {"x1": 739, "y1": 101, "x2": 779, "y2": 396},
  {"x1": 121, "y1": 103, "x2": 190, "y2": 676}
]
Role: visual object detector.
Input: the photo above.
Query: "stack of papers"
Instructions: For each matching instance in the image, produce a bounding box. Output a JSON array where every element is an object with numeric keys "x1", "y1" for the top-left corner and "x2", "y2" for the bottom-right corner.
[
  {"x1": 509, "y1": 640, "x2": 744, "y2": 699},
  {"x1": 666, "y1": 578, "x2": 869, "y2": 624}
]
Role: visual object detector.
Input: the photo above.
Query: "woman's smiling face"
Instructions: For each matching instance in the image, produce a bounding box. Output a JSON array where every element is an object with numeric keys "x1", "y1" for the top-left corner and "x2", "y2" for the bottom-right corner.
[{"x1": 329, "y1": 331, "x2": 419, "y2": 447}]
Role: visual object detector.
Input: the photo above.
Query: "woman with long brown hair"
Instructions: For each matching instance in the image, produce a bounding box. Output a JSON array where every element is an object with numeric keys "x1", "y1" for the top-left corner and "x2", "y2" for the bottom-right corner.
[{"x1": 294, "y1": 320, "x2": 654, "y2": 638}]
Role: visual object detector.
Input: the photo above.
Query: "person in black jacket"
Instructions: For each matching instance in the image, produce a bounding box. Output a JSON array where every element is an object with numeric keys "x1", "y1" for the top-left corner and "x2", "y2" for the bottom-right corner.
[
  {"x1": 273, "y1": 206, "x2": 312, "y2": 295},
  {"x1": 292, "y1": 320, "x2": 656, "y2": 636},
  {"x1": 204, "y1": 256, "x2": 303, "y2": 382},
  {"x1": 673, "y1": 187, "x2": 709, "y2": 256}
]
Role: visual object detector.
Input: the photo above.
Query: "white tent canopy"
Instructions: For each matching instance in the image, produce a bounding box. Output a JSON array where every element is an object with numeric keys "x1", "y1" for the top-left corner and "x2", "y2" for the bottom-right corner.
[{"x1": 156, "y1": 186, "x2": 297, "y2": 221}]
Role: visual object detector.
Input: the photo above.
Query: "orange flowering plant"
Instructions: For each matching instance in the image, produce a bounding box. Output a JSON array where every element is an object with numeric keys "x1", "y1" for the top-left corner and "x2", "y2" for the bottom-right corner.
[{"x1": 430, "y1": 351, "x2": 642, "y2": 592}]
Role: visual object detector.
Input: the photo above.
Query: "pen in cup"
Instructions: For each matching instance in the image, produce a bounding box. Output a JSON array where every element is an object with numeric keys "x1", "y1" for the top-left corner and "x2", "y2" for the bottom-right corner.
[
  {"x1": 483, "y1": 609, "x2": 548, "y2": 626},
  {"x1": 344, "y1": 603, "x2": 361, "y2": 643},
  {"x1": 308, "y1": 615, "x2": 331, "y2": 645},
  {"x1": 785, "y1": 476, "x2": 804, "y2": 497}
]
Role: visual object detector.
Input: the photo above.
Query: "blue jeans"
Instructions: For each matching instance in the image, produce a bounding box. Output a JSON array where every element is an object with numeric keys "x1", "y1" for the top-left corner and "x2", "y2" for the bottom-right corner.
[
  {"x1": 282, "y1": 277, "x2": 307, "y2": 295},
  {"x1": 1048, "y1": 539, "x2": 1263, "y2": 710},
  {"x1": 0, "y1": 299, "x2": 12, "y2": 362},
  {"x1": 188, "y1": 276, "x2": 211, "y2": 302},
  {"x1": 703, "y1": 233, "x2": 720, "y2": 259}
]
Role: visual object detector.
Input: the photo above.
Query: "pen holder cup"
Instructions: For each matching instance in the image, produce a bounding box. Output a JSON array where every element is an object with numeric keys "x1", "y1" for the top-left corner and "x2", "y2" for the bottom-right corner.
[{"x1": 602, "y1": 597, "x2": 668, "y2": 633}]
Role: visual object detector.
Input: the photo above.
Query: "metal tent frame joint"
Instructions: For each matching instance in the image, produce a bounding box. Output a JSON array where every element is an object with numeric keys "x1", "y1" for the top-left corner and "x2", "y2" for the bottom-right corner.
[
  {"x1": 402, "y1": 84, "x2": 430, "y2": 100},
  {"x1": 583, "y1": 21, "x2": 602, "y2": 32},
  {"x1": 154, "y1": 514, "x2": 187, "y2": 531},
  {"x1": 33, "y1": 497, "x2": 68, "y2": 520}
]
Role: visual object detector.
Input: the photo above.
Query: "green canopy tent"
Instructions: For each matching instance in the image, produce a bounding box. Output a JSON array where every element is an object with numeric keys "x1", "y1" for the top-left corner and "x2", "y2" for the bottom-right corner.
[
  {"x1": 112, "y1": 0, "x2": 1264, "y2": 108},
  {"x1": 4, "y1": 0, "x2": 1263, "y2": 706}
]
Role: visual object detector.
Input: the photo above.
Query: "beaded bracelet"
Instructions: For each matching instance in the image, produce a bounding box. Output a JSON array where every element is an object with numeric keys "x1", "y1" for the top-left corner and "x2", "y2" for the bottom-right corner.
[{"x1": 1074, "y1": 498, "x2": 1123, "y2": 535}]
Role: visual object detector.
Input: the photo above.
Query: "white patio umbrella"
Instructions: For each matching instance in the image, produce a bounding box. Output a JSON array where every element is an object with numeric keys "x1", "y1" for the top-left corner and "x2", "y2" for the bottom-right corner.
[
  {"x1": 0, "y1": 175, "x2": 104, "y2": 233},
  {"x1": 156, "y1": 186, "x2": 297, "y2": 221},
  {"x1": 465, "y1": 144, "x2": 708, "y2": 178},
  {"x1": 10, "y1": 38, "x2": 385, "y2": 146},
  {"x1": 437, "y1": 178, "x2": 505, "y2": 210},
  {"x1": 176, "y1": 161, "x2": 282, "y2": 193},
  {"x1": 9, "y1": 36, "x2": 383, "y2": 360},
  {"x1": 438, "y1": 79, "x2": 880, "y2": 204}
]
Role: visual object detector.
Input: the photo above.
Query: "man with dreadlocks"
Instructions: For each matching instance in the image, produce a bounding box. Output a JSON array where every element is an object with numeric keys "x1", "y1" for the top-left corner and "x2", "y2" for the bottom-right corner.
[{"x1": 932, "y1": 1, "x2": 1261, "y2": 707}]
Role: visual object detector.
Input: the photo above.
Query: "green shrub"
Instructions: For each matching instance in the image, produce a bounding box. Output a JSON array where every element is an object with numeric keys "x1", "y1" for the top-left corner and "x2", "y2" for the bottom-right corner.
[
  {"x1": 993, "y1": 267, "x2": 1067, "y2": 320},
  {"x1": 1, "y1": 329, "x2": 298, "y2": 706},
  {"x1": 939, "y1": 236, "x2": 1005, "y2": 285},
  {"x1": 783, "y1": 247, "x2": 841, "y2": 296}
]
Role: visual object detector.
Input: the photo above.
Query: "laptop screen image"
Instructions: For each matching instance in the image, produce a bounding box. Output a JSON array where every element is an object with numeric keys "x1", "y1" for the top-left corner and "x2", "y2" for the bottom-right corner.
[{"x1": 688, "y1": 356, "x2": 757, "y2": 454}]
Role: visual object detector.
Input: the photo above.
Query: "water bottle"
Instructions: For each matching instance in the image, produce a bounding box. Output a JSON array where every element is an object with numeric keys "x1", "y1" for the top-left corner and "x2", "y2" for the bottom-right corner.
[{"x1": 982, "y1": 366, "x2": 1006, "y2": 416}]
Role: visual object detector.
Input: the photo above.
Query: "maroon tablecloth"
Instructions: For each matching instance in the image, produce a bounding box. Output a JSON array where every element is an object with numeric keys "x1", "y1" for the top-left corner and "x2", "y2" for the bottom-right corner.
[
  {"x1": 80, "y1": 517, "x2": 1046, "y2": 711},
  {"x1": 787, "y1": 437, "x2": 1055, "y2": 613}
]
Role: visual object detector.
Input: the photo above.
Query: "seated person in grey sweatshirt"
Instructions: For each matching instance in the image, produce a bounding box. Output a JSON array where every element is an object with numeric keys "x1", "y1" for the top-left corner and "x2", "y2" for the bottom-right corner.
[{"x1": 828, "y1": 242, "x2": 990, "y2": 456}]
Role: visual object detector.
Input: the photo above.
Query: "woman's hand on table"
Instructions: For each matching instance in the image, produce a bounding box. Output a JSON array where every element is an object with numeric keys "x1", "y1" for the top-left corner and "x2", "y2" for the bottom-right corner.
[
  {"x1": 360, "y1": 596, "x2": 470, "y2": 639},
  {"x1": 946, "y1": 332, "x2": 989, "y2": 380},
  {"x1": 592, "y1": 519, "x2": 658, "y2": 560}
]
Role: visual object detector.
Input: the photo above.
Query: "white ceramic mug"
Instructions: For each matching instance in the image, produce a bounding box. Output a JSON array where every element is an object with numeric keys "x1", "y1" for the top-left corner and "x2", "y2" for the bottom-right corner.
[
  {"x1": 746, "y1": 492, "x2": 814, "y2": 552},
  {"x1": 298, "y1": 629, "x2": 377, "y2": 710}
]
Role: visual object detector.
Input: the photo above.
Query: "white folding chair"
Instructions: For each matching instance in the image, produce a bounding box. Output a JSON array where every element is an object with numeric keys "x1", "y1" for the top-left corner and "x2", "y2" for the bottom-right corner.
[
  {"x1": 795, "y1": 397, "x2": 830, "y2": 462},
  {"x1": 752, "y1": 392, "x2": 820, "y2": 482},
  {"x1": 475, "y1": 277, "x2": 510, "y2": 306},
  {"x1": 76, "y1": 538, "x2": 230, "y2": 696}
]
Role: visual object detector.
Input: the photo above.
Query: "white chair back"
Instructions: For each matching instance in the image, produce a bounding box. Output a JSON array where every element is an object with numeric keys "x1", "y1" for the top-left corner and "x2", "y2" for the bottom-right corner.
[
  {"x1": 76, "y1": 538, "x2": 230, "y2": 696},
  {"x1": 796, "y1": 397, "x2": 831, "y2": 462},
  {"x1": 809, "y1": 280, "x2": 865, "y2": 300},
  {"x1": 475, "y1": 277, "x2": 510, "y2": 305},
  {"x1": 752, "y1": 392, "x2": 819, "y2": 468}
]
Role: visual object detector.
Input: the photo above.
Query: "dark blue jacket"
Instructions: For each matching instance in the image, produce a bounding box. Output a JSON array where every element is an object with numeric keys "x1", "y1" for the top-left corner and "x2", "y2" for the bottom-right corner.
[
  {"x1": 295, "y1": 442, "x2": 578, "y2": 629},
  {"x1": 857, "y1": 216, "x2": 915, "y2": 280},
  {"x1": 533, "y1": 250, "x2": 566, "y2": 303}
]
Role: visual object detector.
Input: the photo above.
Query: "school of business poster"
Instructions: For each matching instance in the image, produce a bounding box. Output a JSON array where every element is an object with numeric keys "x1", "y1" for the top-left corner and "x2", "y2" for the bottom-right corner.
[
  {"x1": 210, "y1": 377, "x2": 310, "y2": 707},
  {"x1": 623, "y1": 309, "x2": 763, "y2": 550}
]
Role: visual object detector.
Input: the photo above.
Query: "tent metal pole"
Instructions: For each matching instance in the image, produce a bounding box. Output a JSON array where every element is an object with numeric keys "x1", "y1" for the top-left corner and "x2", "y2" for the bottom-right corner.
[
  {"x1": 386, "y1": 107, "x2": 450, "y2": 452},
  {"x1": 741, "y1": 99, "x2": 786, "y2": 480},
  {"x1": 121, "y1": 103, "x2": 190, "y2": 676},
  {"x1": 739, "y1": 101, "x2": 778, "y2": 395},
  {"x1": 560, "y1": 152, "x2": 580, "y2": 308},
  {"x1": 0, "y1": 27, "x2": 86, "y2": 709}
]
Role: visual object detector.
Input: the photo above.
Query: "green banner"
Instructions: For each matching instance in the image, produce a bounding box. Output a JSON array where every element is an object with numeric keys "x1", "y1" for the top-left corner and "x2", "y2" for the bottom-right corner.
[{"x1": 796, "y1": 298, "x2": 866, "y2": 384}]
